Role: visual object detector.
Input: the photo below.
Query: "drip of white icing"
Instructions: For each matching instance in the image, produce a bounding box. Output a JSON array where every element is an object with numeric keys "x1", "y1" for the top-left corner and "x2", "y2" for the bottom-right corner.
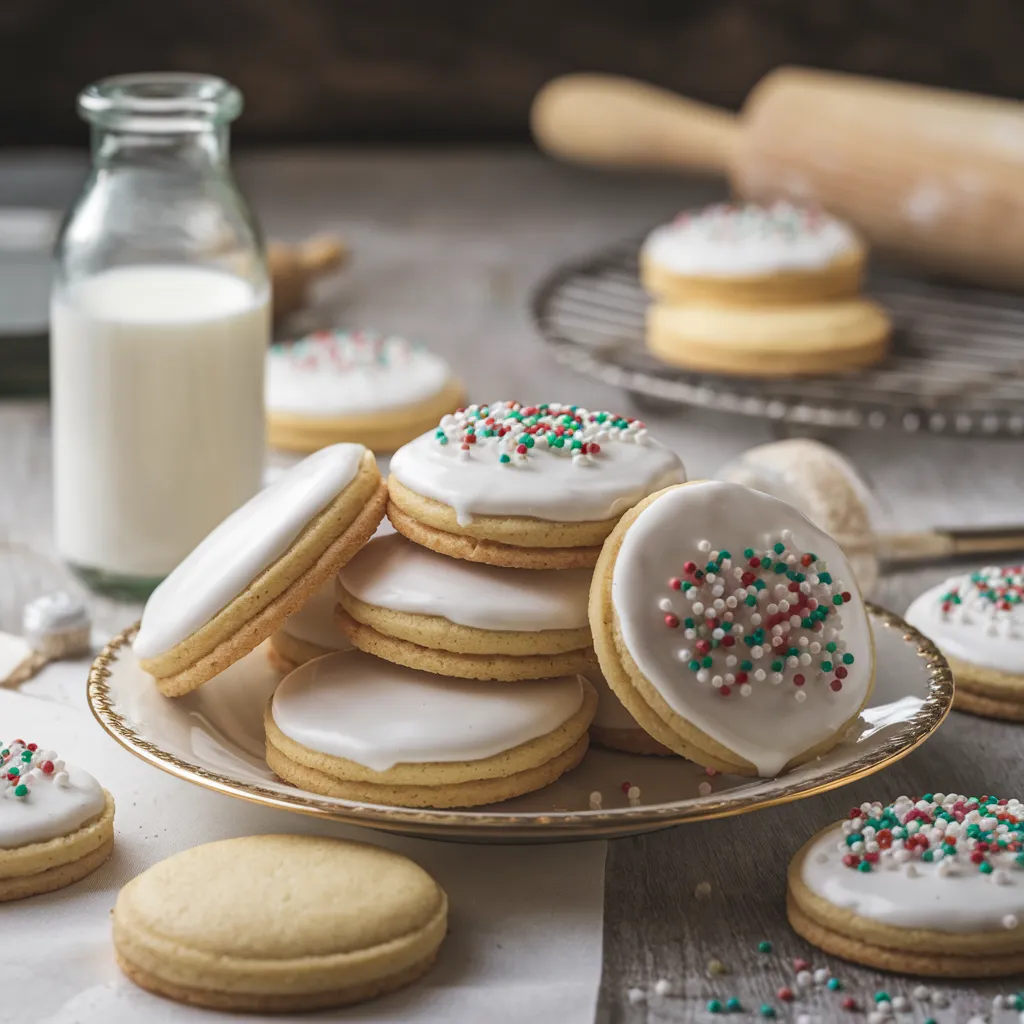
[
  {"x1": 338, "y1": 532, "x2": 591, "y2": 631},
  {"x1": 610, "y1": 481, "x2": 872, "y2": 776},
  {"x1": 271, "y1": 650, "x2": 585, "y2": 772},
  {"x1": 134, "y1": 443, "x2": 366, "y2": 659}
]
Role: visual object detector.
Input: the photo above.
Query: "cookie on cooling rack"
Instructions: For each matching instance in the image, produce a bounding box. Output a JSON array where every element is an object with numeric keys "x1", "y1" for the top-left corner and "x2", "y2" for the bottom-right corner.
[
  {"x1": 387, "y1": 402, "x2": 685, "y2": 570},
  {"x1": 266, "y1": 329, "x2": 465, "y2": 453},
  {"x1": 905, "y1": 567, "x2": 1024, "y2": 721},
  {"x1": 134, "y1": 444, "x2": 386, "y2": 696},
  {"x1": 589, "y1": 480, "x2": 875, "y2": 776},
  {"x1": 788, "y1": 793, "x2": 1024, "y2": 977},
  {"x1": 336, "y1": 531, "x2": 594, "y2": 681},
  {"x1": 265, "y1": 649, "x2": 596, "y2": 807},
  {"x1": 641, "y1": 201, "x2": 866, "y2": 306},
  {"x1": 0, "y1": 739, "x2": 114, "y2": 901}
]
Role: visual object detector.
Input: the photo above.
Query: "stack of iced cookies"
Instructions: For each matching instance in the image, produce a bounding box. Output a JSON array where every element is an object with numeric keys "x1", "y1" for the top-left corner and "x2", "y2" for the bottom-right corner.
[
  {"x1": 265, "y1": 402, "x2": 689, "y2": 807},
  {"x1": 641, "y1": 201, "x2": 891, "y2": 377}
]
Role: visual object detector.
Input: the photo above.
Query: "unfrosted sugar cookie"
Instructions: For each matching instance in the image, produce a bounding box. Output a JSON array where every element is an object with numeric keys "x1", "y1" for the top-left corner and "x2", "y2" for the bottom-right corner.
[
  {"x1": 586, "y1": 669, "x2": 674, "y2": 756},
  {"x1": 267, "y1": 580, "x2": 352, "y2": 673},
  {"x1": 336, "y1": 532, "x2": 594, "y2": 680},
  {"x1": 388, "y1": 402, "x2": 686, "y2": 570},
  {"x1": 266, "y1": 329, "x2": 464, "y2": 453},
  {"x1": 641, "y1": 201, "x2": 866, "y2": 305},
  {"x1": 589, "y1": 480, "x2": 875, "y2": 776},
  {"x1": 905, "y1": 568, "x2": 1024, "y2": 721},
  {"x1": 0, "y1": 739, "x2": 114, "y2": 901},
  {"x1": 135, "y1": 444, "x2": 386, "y2": 696},
  {"x1": 265, "y1": 649, "x2": 597, "y2": 807},
  {"x1": 788, "y1": 794, "x2": 1024, "y2": 977},
  {"x1": 114, "y1": 835, "x2": 447, "y2": 1012}
]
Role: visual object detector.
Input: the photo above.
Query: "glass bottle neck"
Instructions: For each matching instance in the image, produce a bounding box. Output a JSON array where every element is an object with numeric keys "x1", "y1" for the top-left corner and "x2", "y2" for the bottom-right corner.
[{"x1": 91, "y1": 123, "x2": 230, "y2": 174}]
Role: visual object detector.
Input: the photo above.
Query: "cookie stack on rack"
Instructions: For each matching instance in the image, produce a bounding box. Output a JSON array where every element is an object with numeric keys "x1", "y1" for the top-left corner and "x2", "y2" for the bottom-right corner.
[{"x1": 640, "y1": 200, "x2": 891, "y2": 377}]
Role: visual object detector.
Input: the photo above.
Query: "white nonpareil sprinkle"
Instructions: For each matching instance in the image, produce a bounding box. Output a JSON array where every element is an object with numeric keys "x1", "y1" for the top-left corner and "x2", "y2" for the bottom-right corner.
[
  {"x1": 654, "y1": 979, "x2": 672, "y2": 996},
  {"x1": 912, "y1": 984, "x2": 931, "y2": 1000},
  {"x1": 698, "y1": 782, "x2": 712, "y2": 796},
  {"x1": 813, "y1": 967, "x2": 830, "y2": 984},
  {"x1": 627, "y1": 987, "x2": 645, "y2": 1005}
]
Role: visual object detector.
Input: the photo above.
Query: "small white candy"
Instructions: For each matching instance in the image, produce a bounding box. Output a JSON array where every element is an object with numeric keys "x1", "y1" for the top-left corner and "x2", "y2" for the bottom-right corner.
[
  {"x1": 627, "y1": 987, "x2": 645, "y2": 1005},
  {"x1": 794, "y1": 690, "x2": 807, "y2": 703},
  {"x1": 698, "y1": 782, "x2": 712, "y2": 796},
  {"x1": 993, "y1": 995, "x2": 1005, "y2": 1010},
  {"x1": 588, "y1": 791, "x2": 602, "y2": 810},
  {"x1": 891, "y1": 996, "x2": 908, "y2": 1011},
  {"x1": 796, "y1": 1016, "x2": 813, "y2": 1024},
  {"x1": 654, "y1": 979, "x2": 671, "y2": 997},
  {"x1": 658, "y1": 598, "x2": 674, "y2": 612},
  {"x1": 904, "y1": 864, "x2": 918, "y2": 879},
  {"x1": 795, "y1": 970, "x2": 813, "y2": 987},
  {"x1": 1004, "y1": 913, "x2": 1019, "y2": 929},
  {"x1": 912, "y1": 984, "x2": 931, "y2": 1000},
  {"x1": 627, "y1": 785, "x2": 640, "y2": 800},
  {"x1": 994, "y1": 868, "x2": 1012, "y2": 886},
  {"x1": 54, "y1": 771, "x2": 70, "y2": 788},
  {"x1": 931, "y1": 990, "x2": 949, "y2": 1007},
  {"x1": 875, "y1": 1000, "x2": 892, "y2": 1016},
  {"x1": 868, "y1": 1013, "x2": 886, "y2": 1024},
  {"x1": 813, "y1": 967, "x2": 830, "y2": 984}
]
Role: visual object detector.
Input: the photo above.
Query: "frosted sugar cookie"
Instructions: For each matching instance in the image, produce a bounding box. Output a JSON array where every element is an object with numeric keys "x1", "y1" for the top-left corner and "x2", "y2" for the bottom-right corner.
[
  {"x1": 0, "y1": 739, "x2": 114, "y2": 901},
  {"x1": 788, "y1": 794, "x2": 1024, "y2": 977},
  {"x1": 718, "y1": 438, "x2": 879, "y2": 595},
  {"x1": 114, "y1": 834, "x2": 447, "y2": 1012},
  {"x1": 266, "y1": 329, "x2": 464, "y2": 453},
  {"x1": 388, "y1": 402, "x2": 685, "y2": 570},
  {"x1": 590, "y1": 480, "x2": 874, "y2": 776},
  {"x1": 135, "y1": 444, "x2": 386, "y2": 697},
  {"x1": 646, "y1": 298, "x2": 890, "y2": 377},
  {"x1": 905, "y1": 567, "x2": 1024, "y2": 721},
  {"x1": 587, "y1": 669, "x2": 674, "y2": 756},
  {"x1": 336, "y1": 531, "x2": 594, "y2": 680},
  {"x1": 641, "y1": 201, "x2": 865, "y2": 305},
  {"x1": 265, "y1": 650, "x2": 597, "y2": 807},
  {"x1": 267, "y1": 580, "x2": 352, "y2": 673}
]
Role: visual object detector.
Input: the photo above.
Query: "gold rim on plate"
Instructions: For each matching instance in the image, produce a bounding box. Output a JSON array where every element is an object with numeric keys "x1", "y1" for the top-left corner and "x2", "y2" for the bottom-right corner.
[{"x1": 87, "y1": 604, "x2": 953, "y2": 840}]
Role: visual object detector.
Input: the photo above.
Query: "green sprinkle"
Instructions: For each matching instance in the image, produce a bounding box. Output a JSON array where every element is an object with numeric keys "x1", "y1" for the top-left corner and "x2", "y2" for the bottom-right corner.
[
  {"x1": 744, "y1": 548, "x2": 754, "y2": 558},
  {"x1": 770, "y1": 660, "x2": 783, "y2": 672},
  {"x1": 825, "y1": 641, "x2": 837, "y2": 653},
  {"x1": 745, "y1": 595, "x2": 757, "y2": 607},
  {"x1": 874, "y1": 992, "x2": 890, "y2": 1003},
  {"x1": 708, "y1": 999, "x2": 723, "y2": 1014},
  {"x1": 759, "y1": 1005, "x2": 776, "y2": 1019},
  {"x1": 702, "y1": 656, "x2": 713, "y2": 668},
  {"x1": 773, "y1": 542, "x2": 785, "y2": 554},
  {"x1": 757, "y1": 940, "x2": 772, "y2": 953},
  {"x1": 719, "y1": 551, "x2": 731, "y2": 560},
  {"x1": 842, "y1": 653, "x2": 855, "y2": 665},
  {"x1": 832, "y1": 594, "x2": 844, "y2": 605},
  {"x1": 726, "y1": 997, "x2": 742, "y2": 1012},
  {"x1": 740, "y1": 661, "x2": 752, "y2": 672},
  {"x1": 857, "y1": 861, "x2": 872, "y2": 873},
  {"x1": 821, "y1": 661, "x2": 833, "y2": 672},
  {"x1": 980, "y1": 861, "x2": 994, "y2": 874},
  {"x1": 827, "y1": 978, "x2": 842, "y2": 991},
  {"x1": 498, "y1": 453, "x2": 511, "y2": 464},
  {"x1": 921, "y1": 850, "x2": 933, "y2": 862},
  {"x1": 13, "y1": 784, "x2": 27, "y2": 797}
]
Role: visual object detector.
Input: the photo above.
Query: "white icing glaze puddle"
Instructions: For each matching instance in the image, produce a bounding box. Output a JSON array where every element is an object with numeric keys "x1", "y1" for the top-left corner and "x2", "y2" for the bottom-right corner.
[{"x1": 89, "y1": 608, "x2": 951, "y2": 842}]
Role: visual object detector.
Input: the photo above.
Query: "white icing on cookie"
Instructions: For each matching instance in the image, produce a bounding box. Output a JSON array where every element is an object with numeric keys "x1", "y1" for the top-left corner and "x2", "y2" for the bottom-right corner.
[
  {"x1": 279, "y1": 580, "x2": 350, "y2": 651},
  {"x1": 134, "y1": 443, "x2": 366, "y2": 659},
  {"x1": 904, "y1": 568, "x2": 1024, "y2": 675},
  {"x1": 643, "y1": 201, "x2": 858, "y2": 277},
  {"x1": 266, "y1": 329, "x2": 453, "y2": 417},
  {"x1": 801, "y1": 794, "x2": 1024, "y2": 934},
  {"x1": 610, "y1": 481, "x2": 872, "y2": 776},
  {"x1": 585, "y1": 669, "x2": 641, "y2": 731},
  {"x1": 390, "y1": 402, "x2": 685, "y2": 525},
  {"x1": 0, "y1": 741, "x2": 105, "y2": 849},
  {"x1": 338, "y1": 532, "x2": 591, "y2": 631},
  {"x1": 271, "y1": 649, "x2": 585, "y2": 772}
]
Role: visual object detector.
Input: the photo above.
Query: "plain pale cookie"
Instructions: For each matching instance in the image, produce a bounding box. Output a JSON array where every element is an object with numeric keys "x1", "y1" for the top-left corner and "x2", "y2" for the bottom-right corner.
[
  {"x1": 113, "y1": 834, "x2": 448, "y2": 1012},
  {"x1": 267, "y1": 579, "x2": 353, "y2": 673},
  {"x1": 336, "y1": 531, "x2": 594, "y2": 679},
  {"x1": 646, "y1": 298, "x2": 890, "y2": 377},
  {"x1": 387, "y1": 401, "x2": 685, "y2": 569},
  {"x1": 904, "y1": 568, "x2": 1024, "y2": 722},
  {"x1": 589, "y1": 480, "x2": 875, "y2": 776},
  {"x1": 0, "y1": 739, "x2": 114, "y2": 902},
  {"x1": 266, "y1": 649, "x2": 596, "y2": 808},
  {"x1": 787, "y1": 794, "x2": 1024, "y2": 977},
  {"x1": 641, "y1": 201, "x2": 866, "y2": 305},
  {"x1": 266, "y1": 329, "x2": 464, "y2": 453},
  {"x1": 134, "y1": 444, "x2": 386, "y2": 696}
]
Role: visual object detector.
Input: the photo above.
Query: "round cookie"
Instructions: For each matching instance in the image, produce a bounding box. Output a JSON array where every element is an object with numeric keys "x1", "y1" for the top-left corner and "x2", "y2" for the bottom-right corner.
[
  {"x1": 590, "y1": 480, "x2": 875, "y2": 776},
  {"x1": 135, "y1": 443, "x2": 386, "y2": 697},
  {"x1": 113, "y1": 834, "x2": 447, "y2": 1012},
  {"x1": 388, "y1": 402, "x2": 686, "y2": 570},
  {"x1": 641, "y1": 201, "x2": 866, "y2": 305},
  {"x1": 788, "y1": 794, "x2": 1024, "y2": 977},
  {"x1": 0, "y1": 739, "x2": 114, "y2": 901},
  {"x1": 265, "y1": 649, "x2": 597, "y2": 808},
  {"x1": 266, "y1": 329, "x2": 465, "y2": 453},
  {"x1": 336, "y1": 532, "x2": 595, "y2": 681},
  {"x1": 646, "y1": 298, "x2": 890, "y2": 377},
  {"x1": 586, "y1": 669, "x2": 674, "y2": 756},
  {"x1": 904, "y1": 567, "x2": 1024, "y2": 721},
  {"x1": 718, "y1": 438, "x2": 879, "y2": 595},
  {"x1": 267, "y1": 579, "x2": 353, "y2": 674}
]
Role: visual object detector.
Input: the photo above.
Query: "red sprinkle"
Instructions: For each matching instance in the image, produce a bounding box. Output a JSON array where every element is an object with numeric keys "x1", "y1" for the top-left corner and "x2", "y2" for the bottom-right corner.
[
  {"x1": 841, "y1": 997, "x2": 857, "y2": 1011},
  {"x1": 40, "y1": 760, "x2": 54, "y2": 774},
  {"x1": 777, "y1": 987, "x2": 794, "y2": 1002},
  {"x1": 664, "y1": 614, "x2": 680, "y2": 629},
  {"x1": 621, "y1": 781, "x2": 632, "y2": 794}
]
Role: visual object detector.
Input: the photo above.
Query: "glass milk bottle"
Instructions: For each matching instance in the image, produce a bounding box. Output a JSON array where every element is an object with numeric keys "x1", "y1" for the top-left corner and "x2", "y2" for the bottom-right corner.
[{"x1": 51, "y1": 74, "x2": 270, "y2": 598}]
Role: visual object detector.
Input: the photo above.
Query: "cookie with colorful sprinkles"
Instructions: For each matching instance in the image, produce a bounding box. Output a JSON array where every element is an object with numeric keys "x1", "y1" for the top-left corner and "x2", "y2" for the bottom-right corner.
[
  {"x1": 387, "y1": 402, "x2": 686, "y2": 570},
  {"x1": 589, "y1": 480, "x2": 875, "y2": 776},
  {"x1": 788, "y1": 794, "x2": 1024, "y2": 977},
  {"x1": 905, "y1": 568, "x2": 1024, "y2": 721},
  {"x1": 0, "y1": 739, "x2": 114, "y2": 901},
  {"x1": 266, "y1": 329, "x2": 465, "y2": 453}
]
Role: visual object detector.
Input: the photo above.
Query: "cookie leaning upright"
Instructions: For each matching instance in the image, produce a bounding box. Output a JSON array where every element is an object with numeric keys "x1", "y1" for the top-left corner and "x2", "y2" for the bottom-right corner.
[
  {"x1": 589, "y1": 480, "x2": 875, "y2": 776},
  {"x1": 134, "y1": 444, "x2": 386, "y2": 696},
  {"x1": 387, "y1": 402, "x2": 686, "y2": 569},
  {"x1": 904, "y1": 567, "x2": 1024, "y2": 721},
  {"x1": 0, "y1": 739, "x2": 114, "y2": 901},
  {"x1": 788, "y1": 794, "x2": 1024, "y2": 977}
]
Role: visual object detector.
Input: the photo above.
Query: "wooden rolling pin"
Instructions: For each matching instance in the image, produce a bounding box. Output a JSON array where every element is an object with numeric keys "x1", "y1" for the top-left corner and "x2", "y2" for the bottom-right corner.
[{"x1": 531, "y1": 69, "x2": 1024, "y2": 289}]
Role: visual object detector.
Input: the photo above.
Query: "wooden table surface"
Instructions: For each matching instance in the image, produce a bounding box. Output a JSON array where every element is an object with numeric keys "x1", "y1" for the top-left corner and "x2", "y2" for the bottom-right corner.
[{"x1": 2, "y1": 150, "x2": 1023, "y2": 1021}]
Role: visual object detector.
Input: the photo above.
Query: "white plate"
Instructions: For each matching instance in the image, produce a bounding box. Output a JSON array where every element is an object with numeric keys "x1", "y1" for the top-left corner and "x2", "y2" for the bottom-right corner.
[{"x1": 88, "y1": 605, "x2": 952, "y2": 842}]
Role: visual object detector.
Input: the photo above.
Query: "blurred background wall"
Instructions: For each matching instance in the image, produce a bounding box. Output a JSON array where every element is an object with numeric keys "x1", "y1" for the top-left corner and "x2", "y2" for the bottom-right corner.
[{"x1": 4, "y1": 0, "x2": 1023, "y2": 146}]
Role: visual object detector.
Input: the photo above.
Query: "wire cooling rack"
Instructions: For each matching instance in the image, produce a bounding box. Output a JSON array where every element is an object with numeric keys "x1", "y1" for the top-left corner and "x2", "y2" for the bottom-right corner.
[{"x1": 531, "y1": 240, "x2": 1024, "y2": 437}]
